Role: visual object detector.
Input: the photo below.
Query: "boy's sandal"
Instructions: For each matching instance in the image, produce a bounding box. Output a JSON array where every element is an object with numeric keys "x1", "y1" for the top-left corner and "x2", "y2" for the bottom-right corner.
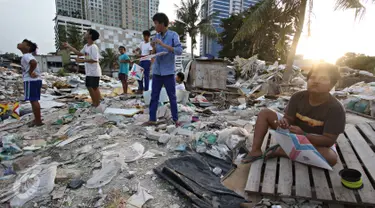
[
  {"x1": 241, "y1": 154, "x2": 264, "y2": 164},
  {"x1": 263, "y1": 144, "x2": 281, "y2": 161}
]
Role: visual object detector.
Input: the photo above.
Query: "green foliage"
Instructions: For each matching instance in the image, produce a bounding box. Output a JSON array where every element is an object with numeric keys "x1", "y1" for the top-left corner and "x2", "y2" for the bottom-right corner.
[
  {"x1": 57, "y1": 68, "x2": 68, "y2": 77},
  {"x1": 169, "y1": 21, "x2": 187, "y2": 43},
  {"x1": 55, "y1": 25, "x2": 83, "y2": 51},
  {"x1": 175, "y1": 0, "x2": 218, "y2": 58},
  {"x1": 100, "y1": 48, "x2": 117, "y2": 71},
  {"x1": 336, "y1": 52, "x2": 375, "y2": 72},
  {"x1": 219, "y1": 1, "x2": 293, "y2": 62}
]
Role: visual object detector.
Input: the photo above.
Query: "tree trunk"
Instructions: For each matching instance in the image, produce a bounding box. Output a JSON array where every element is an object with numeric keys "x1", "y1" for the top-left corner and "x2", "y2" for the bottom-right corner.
[
  {"x1": 191, "y1": 40, "x2": 194, "y2": 59},
  {"x1": 283, "y1": 0, "x2": 308, "y2": 83}
]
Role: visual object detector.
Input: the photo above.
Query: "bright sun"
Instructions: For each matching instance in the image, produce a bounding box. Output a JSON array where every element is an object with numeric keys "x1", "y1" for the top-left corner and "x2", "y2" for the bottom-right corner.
[{"x1": 297, "y1": 35, "x2": 345, "y2": 64}]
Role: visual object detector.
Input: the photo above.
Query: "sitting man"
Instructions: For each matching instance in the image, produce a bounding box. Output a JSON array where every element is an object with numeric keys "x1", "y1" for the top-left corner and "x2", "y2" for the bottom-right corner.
[{"x1": 243, "y1": 63, "x2": 345, "y2": 166}]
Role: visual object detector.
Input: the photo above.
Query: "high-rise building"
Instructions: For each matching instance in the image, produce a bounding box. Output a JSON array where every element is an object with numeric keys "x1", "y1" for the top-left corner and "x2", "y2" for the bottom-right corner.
[
  {"x1": 149, "y1": 0, "x2": 159, "y2": 26},
  {"x1": 85, "y1": 0, "x2": 122, "y2": 27},
  {"x1": 122, "y1": 0, "x2": 150, "y2": 32},
  {"x1": 55, "y1": 0, "x2": 86, "y2": 19},
  {"x1": 55, "y1": 0, "x2": 153, "y2": 31},
  {"x1": 200, "y1": 0, "x2": 259, "y2": 58}
]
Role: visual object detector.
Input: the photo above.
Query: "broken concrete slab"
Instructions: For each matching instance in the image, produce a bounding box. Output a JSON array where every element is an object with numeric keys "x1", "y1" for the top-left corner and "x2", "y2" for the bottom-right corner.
[
  {"x1": 55, "y1": 168, "x2": 83, "y2": 183},
  {"x1": 158, "y1": 134, "x2": 171, "y2": 144},
  {"x1": 146, "y1": 130, "x2": 162, "y2": 141}
]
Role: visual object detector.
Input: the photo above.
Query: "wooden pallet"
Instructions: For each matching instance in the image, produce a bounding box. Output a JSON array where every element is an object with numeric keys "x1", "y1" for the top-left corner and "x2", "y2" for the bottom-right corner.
[{"x1": 245, "y1": 123, "x2": 375, "y2": 207}]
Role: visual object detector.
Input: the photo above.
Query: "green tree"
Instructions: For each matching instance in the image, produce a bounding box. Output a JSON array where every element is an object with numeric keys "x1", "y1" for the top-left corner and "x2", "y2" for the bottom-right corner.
[
  {"x1": 67, "y1": 25, "x2": 84, "y2": 51},
  {"x1": 100, "y1": 48, "x2": 117, "y2": 72},
  {"x1": 56, "y1": 25, "x2": 68, "y2": 51},
  {"x1": 175, "y1": 0, "x2": 217, "y2": 59},
  {"x1": 219, "y1": 2, "x2": 294, "y2": 62},
  {"x1": 337, "y1": 52, "x2": 375, "y2": 72},
  {"x1": 169, "y1": 21, "x2": 187, "y2": 43},
  {"x1": 233, "y1": 0, "x2": 373, "y2": 82}
]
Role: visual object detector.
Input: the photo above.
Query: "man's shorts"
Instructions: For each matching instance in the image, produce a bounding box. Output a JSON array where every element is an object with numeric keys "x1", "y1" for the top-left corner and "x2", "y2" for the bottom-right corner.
[
  {"x1": 86, "y1": 76, "x2": 100, "y2": 88},
  {"x1": 118, "y1": 73, "x2": 128, "y2": 81},
  {"x1": 24, "y1": 80, "x2": 42, "y2": 101},
  {"x1": 273, "y1": 110, "x2": 338, "y2": 154}
]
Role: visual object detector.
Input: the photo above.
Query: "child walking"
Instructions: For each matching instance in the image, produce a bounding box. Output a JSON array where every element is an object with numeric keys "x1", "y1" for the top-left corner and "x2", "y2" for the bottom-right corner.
[{"x1": 17, "y1": 39, "x2": 43, "y2": 127}]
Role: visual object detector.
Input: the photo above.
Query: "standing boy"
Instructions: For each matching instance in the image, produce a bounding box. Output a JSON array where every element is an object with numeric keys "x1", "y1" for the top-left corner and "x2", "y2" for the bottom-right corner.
[
  {"x1": 143, "y1": 13, "x2": 183, "y2": 126},
  {"x1": 17, "y1": 39, "x2": 43, "y2": 127},
  {"x1": 64, "y1": 29, "x2": 103, "y2": 112},
  {"x1": 118, "y1": 46, "x2": 131, "y2": 95},
  {"x1": 134, "y1": 30, "x2": 153, "y2": 93}
]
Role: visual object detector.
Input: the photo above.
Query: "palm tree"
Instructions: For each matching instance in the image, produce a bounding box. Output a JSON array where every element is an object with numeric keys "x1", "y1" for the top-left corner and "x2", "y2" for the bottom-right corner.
[
  {"x1": 175, "y1": 0, "x2": 217, "y2": 59},
  {"x1": 233, "y1": 0, "x2": 373, "y2": 83},
  {"x1": 100, "y1": 48, "x2": 117, "y2": 72}
]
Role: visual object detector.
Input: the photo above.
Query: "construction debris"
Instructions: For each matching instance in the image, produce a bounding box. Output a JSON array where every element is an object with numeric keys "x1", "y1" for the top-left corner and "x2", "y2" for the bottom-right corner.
[{"x1": 1, "y1": 55, "x2": 373, "y2": 208}]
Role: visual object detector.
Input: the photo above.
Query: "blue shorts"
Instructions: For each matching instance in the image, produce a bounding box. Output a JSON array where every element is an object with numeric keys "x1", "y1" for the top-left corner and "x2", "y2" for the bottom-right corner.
[{"x1": 24, "y1": 80, "x2": 42, "y2": 101}]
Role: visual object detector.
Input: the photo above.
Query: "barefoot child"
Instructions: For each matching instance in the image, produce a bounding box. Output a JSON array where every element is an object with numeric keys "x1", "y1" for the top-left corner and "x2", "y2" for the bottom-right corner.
[
  {"x1": 64, "y1": 29, "x2": 103, "y2": 112},
  {"x1": 17, "y1": 39, "x2": 43, "y2": 126},
  {"x1": 118, "y1": 46, "x2": 131, "y2": 95}
]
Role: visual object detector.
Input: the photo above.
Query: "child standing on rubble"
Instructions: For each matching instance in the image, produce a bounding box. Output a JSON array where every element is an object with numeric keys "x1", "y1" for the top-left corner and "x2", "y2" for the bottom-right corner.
[
  {"x1": 143, "y1": 13, "x2": 183, "y2": 126},
  {"x1": 118, "y1": 46, "x2": 131, "y2": 95},
  {"x1": 17, "y1": 39, "x2": 43, "y2": 127},
  {"x1": 63, "y1": 29, "x2": 103, "y2": 113}
]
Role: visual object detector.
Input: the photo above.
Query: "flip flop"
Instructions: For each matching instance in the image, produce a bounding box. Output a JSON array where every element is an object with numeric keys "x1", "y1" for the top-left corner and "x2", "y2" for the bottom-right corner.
[
  {"x1": 241, "y1": 154, "x2": 264, "y2": 164},
  {"x1": 263, "y1": 144, "x2": 281, "y2": 161}
]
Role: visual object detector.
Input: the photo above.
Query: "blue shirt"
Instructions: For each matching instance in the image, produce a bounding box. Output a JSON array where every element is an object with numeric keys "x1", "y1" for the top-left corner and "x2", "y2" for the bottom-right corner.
[
  {"x1": 152, "y1": 30, "x2": 183, "y2": 76},
  {"x1": 119, "y1": 54, "x2": 130, "y2": 75}
]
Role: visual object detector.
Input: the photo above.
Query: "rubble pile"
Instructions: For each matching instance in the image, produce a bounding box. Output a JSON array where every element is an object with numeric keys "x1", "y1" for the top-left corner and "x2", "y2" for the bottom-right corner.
[
  {"x1": 0, "y1": 67, "x2": 24, "y2": 102},
  {"x1": 230, "y1": 55, "x2": 306, "y2": 99},
  {"x1": 2, "y1": 56, "x2": 370, "y2": 207}
]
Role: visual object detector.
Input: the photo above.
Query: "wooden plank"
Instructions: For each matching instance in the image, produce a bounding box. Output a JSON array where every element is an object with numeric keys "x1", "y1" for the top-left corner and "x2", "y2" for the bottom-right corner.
[
  {"x1": 328, "y1": 152, "x2": 357, "y2": 203},
  {"x1": 245, "y1": 132, "x2": 269, "y2": 192},
  {"x1": 311, "y1": 167, "x2": 332, "y2": 201},
  {"x1": 337, "y1": 134, "x2": 375, "y2": 204},
  {"x1": 277, "y1": 158, "x2": 293, "y2": 196},
  {"x1": 357, "y1": 123, "x2": 375, "y2": 146},
  {"x1": 369, "y1": 122, "x2": 375, "y2": 131},
  {"x1": 261, "y1": 137, "x2": 278, "y2": 194},
  {"x1": 295, "y1": 162, "x2": 312, "y2": 198},
  {"x1": 328, "y1": 204, "x2": 344, "y2": 208},
  {"x1": 345, "y1": 124, "x2": 375, "y2": 182}
]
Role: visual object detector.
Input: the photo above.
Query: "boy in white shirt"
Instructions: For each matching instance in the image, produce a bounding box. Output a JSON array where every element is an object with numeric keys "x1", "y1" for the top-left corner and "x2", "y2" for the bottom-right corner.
[
  {"x1": 176, "y1": 72, "x2": 186, "y2": 91},
  {"x1": 17, "y1": 39, "x2": 43, "y2": 127},
  {"x1": 64, "y1": 29, "x2": 103, "y2": 111},
  {"x1": 134, "y1": 30, "x2": 153, "y2": 93}
]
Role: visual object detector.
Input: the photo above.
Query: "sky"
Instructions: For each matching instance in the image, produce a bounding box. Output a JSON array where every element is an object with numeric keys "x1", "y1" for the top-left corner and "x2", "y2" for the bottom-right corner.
[{"x1": 0, "y1": 0, "x2": 374, "y2": 63}]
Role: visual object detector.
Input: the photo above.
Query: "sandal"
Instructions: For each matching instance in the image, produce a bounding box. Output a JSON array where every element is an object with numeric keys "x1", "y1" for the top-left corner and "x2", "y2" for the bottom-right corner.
[
  {"x1": 241, "y1": 154, "x2": 264, "y2": 164},
  {"x1": 263, "y1": 144, "x2": 281, "y2": 161}
]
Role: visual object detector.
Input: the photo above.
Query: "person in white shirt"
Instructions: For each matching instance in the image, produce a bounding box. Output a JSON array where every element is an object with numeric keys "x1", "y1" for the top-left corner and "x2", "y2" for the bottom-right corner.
[
  {"x1": 64, "y1": 29, "x2": 103, "y2": 112},
  {"x1": 134, "y1": 30, "x2": 153, "y2": 93},
  {"x1": 176, "y1": 72, "x2": 186, "y2": 91},
  {"x1": 17, "y1": 39, "x2": 43, "y2": 127}
]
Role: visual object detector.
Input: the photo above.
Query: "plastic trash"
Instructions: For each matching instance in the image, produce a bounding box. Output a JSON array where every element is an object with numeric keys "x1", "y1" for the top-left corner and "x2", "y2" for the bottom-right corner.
[
  {"x1": 5, "y1": 162, "x2": 58, "y2": 207},
  {"x1": 124, "y1": 143, "x2": 145, "y2": 163},
  {"x1": 0, "y1": 135, "x2": 23, "y2": 160},
  {"x1": 86, "y1": 161, "x2": 121, "y2": 189},
  {"x1": 126, "y1": 184, "x2": 154, "y2": 208}
]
